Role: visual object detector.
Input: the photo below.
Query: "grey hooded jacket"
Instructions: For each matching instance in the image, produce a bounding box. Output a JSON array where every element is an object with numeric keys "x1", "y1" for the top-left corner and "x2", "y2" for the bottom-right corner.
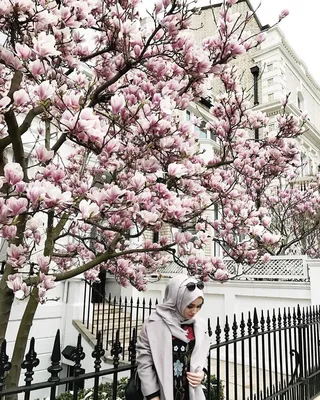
[{"x1": 136, "y1": 311, "x2": 210, "y2": 400}]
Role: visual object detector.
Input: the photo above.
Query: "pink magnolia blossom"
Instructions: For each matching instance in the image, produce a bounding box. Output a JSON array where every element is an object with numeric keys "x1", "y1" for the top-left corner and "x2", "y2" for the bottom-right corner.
[
  {"x1": 34, "y1": 81, "x2": 55, "y2": 101},
  {"x1": 28, "y1": 59, "x2": 46, "y2": 77},
  {"x1": 279, "y1": 9, "x2": 289, "y2": 20},
  {"x1": 139, "y1": 210, "x2": 159, "y2": 225},
  {"x1": 37, "y1": 254, "x2": 50, "y2": 273},
  {"x1": 36, "y1": 145, "x2": 54, "y2": 163},
  {"x1": 27, "y1": 185, "x2": 46, "y2": 205},
  {"x1": 214, "y1": 268, "x2": 229, "y2": 281},
  {"x1": 13, "y1": 89, "x2": 29, "y2": 106},
  {"x1": 7, "y1": 274, "x2": 29, "y2": 299},
  {"x1": 43, "y1": 186, "x2": 72, "y2": 207},
  {"x1": 2, "y1": 225, "x2": 17, "y2": 239},
  {"x1": 15, "y1": 43, "x2": 32, "y2": 60},
  {"x1": 79, "y1": 199, "x2": 100, "y2": 219},
  {"x1": 0, "y1": 96, "x2": 10, "y2": 109},
  {"x1": 15, "y1": 181, "x2": 26, "y2": 193},
  {"x1": 257, "y1": 32, "x2": 267, "y2": 44},
  {"x1": 39, "y1": 273, "x2": 56, "y2": 289},
  {"x1": 84, "y1": 268, "x2": 100, "y2": 281},
  {"x1": 168, "y1": 163, "x2": 188, "y2": 178},
  {"x1": 37, "y1": 273, "x2": 56, "y2": 303},
  {"x1": 7, "y1": 244, "x2": 27, "y2": 269},
  {"x1": 4, "y1": 163, "x2": 24, "y2": 186},
  {"x1": 6, "y1": 198, "x2": 28, "y2": 216},
  {"x1": 110, "y1": 94, "x2": 125, "y2": 114},
  {"x1": 33, "y1": 32, "x2": 61, "y2": 57}
]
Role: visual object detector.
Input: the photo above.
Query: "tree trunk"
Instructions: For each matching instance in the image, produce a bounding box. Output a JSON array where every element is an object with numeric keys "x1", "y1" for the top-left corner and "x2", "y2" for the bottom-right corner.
[
  {"x1": 0, "y1": 265, "x2": 15, "y2": 346},
  {"x1": 5, "y1": 287, "x2": 39, "y2": 397}
]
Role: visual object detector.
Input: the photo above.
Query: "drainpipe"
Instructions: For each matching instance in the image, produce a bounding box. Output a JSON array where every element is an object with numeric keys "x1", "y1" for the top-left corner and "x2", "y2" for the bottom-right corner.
[
  {"x1": 250, "y1": 65, "x2": 261, "y2": 208},
  {"x1": 250, "y1": 65, "x2": 260, "y2": 142}
]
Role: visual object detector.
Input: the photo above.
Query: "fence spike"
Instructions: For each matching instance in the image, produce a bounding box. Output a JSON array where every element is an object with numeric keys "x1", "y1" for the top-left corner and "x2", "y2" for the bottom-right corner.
[
  {"x1": 111, "y1": 330, "x2": 122, "y2": 369},
  {"x1": 21, "y1": 337, "x2": 40, "y2": 386},
  {"x1": 232, "y1": 314, "x2": 238, "y2": 339},
  {"x1": 47, "y1": 329, "x2": 62, "y2": 383},
  {"x1": 247, "y1": 311, "x2": 253, "y2": 335},
  {"x1": 224, "y1": 316, "x2": 230, "y2": 341},
  {"x1": 71, "y1": 334, "x2": 85, "y2": 373},
  {"x1": 297, "y1": 304, "x2": 301, "y2": 320},
  {"x1": 278, "y1": 308, "x2": 282, "y2": 329},
  {"x1": 253, "y1": 308, "x2": 259, "y2": 334},
  {"x1": 283, "y1": 307, "x2": 287, "y2": 327},
  {"x1": 0, "y1": 339, "x2": 12, "y2": 392},
  {"x1": 266, "y1": 310, "x2": 271, "y2": 331},
  {"x1": 240, "y1": 312, "x2": 246, "y2": 337},
  {"x1": 260, "y1": 310, "x2": 265, "y2": 332},
  {"x1": 306, "y1": 307, "x2": 310, "y2": 324},
  {"x1": 272, "y1": 309, "x2": 277, "y2": 329},
  {"x1": 215, "y1": 317, "x2": 221, "y2": 344},
  {"x1": 92, "y1": 331, "x2": 105, "y2": 372}
]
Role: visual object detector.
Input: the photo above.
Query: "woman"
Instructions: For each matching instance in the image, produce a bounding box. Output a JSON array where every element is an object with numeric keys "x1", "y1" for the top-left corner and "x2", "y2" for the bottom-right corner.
[{"x1": 136, "y1": 274, "x2": 210, "y2": 400}]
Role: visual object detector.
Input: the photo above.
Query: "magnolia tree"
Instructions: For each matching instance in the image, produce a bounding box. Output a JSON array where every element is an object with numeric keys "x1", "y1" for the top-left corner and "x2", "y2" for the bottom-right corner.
[
  {"x1": 0, "y1": 0, "x2": 304, "y2": 388},
  {"x1": 260, "y1": 179, "x2": 320, "y2": 257}
]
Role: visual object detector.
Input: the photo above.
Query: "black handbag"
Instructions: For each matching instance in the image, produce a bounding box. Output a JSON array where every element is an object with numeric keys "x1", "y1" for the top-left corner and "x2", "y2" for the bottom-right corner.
[{"x1": 125, "y1": 369, "x2": 144, "y2": 400}]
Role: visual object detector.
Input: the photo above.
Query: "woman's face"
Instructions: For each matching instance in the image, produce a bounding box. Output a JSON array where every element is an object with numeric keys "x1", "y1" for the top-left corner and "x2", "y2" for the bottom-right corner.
[{"x1": 183, "y1": 296, "x2": 203, "y2": 320}]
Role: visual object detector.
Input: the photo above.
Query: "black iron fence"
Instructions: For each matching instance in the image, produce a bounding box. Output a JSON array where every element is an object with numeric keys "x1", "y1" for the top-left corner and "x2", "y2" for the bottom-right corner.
[
  {"x1": 1, "y1": 299, "x2": 320, "y2": 400},
  {"x1": 0, "y1": 328, "x2": 137, "y2": 400},
  {"x1": 82, "y1": 280, "x2": 158, "y2": 356},
  {"x1": 211, "y1": 305, "x2": 320, "y2": 400}
]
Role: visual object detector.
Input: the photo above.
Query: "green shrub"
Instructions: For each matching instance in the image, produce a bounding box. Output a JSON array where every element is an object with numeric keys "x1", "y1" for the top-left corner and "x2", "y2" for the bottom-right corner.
[
  {"x1": 56, "y1": 378, "x2": 127, "y2": 400},
  {"x1": 203, "y1": 374, "x2": 224, "y2": 400},
  {"x1": 56, "y1": 375, "x2": 223, "y2": 400}
]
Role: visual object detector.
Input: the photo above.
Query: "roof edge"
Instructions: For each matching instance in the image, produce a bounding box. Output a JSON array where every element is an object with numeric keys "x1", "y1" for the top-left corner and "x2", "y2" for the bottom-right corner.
[{"x1": 199, "y1": 0, "x2": 265, "y2": 30}]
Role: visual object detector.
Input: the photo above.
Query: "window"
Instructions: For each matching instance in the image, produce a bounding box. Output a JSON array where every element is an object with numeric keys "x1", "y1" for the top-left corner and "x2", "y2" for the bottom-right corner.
[
  {"x1": 185, "y1": 110, "x2": 213, "y2": 140},
  {"x1": 195, "y1": 120, "x2": 208, "y2": 139},
  {"x1": 153, "y1": 231, "x2": 159, "y2": 243},
  {"x1": 268, "y1": 93, "x2": 274, "y2": 101},
  {"x1": 300, "y1": 152, "x2": 307, "y2": 177},
  {"x1": 297, "y1": 91, "x2": 304, "y2": 111},
  {"x1": 267, "y1": 78, "x2": 273, "y2": 87},
  {"x1": 267, "y1": 63, "x2": 273, "y2": 72}
]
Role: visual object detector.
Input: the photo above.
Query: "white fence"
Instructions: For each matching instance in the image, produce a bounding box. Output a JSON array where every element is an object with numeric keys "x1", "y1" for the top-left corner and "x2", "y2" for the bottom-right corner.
[{"x1": 224, "y1": 255, "x2": 309, "y2": 281}]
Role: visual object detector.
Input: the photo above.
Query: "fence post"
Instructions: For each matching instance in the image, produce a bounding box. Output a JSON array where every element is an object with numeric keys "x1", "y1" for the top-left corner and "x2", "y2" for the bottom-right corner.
[
  {"x1": 0, "y1": 340, "x2": 11, "y2": 392},
  {"x1": 47, "y1": 329, "x2": 62, "y2": 400},
  {"x1": 21, "y1": 337, "x2": 40, "y2": 400},
  {"x1": 111, "y1": 330, "x2": 122, "y2": 400},
  {"x1": 92, "y1": 331, "x2": 105, "y2": 400},
  {"x1": 128, "y1": 328, "x2": 137, "y2": 378},
  {"x1": 206, "y1": 319, "x2": 212, "y2": 400},
  {"x1": 71, "y1": 334, "x2": 85, "y2": 400}
]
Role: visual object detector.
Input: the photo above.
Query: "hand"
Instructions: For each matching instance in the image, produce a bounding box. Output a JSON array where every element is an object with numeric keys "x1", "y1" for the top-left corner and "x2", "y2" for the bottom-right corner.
[{"x1": 186, "y1": 370, "x2": 205, "y2": 388}]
